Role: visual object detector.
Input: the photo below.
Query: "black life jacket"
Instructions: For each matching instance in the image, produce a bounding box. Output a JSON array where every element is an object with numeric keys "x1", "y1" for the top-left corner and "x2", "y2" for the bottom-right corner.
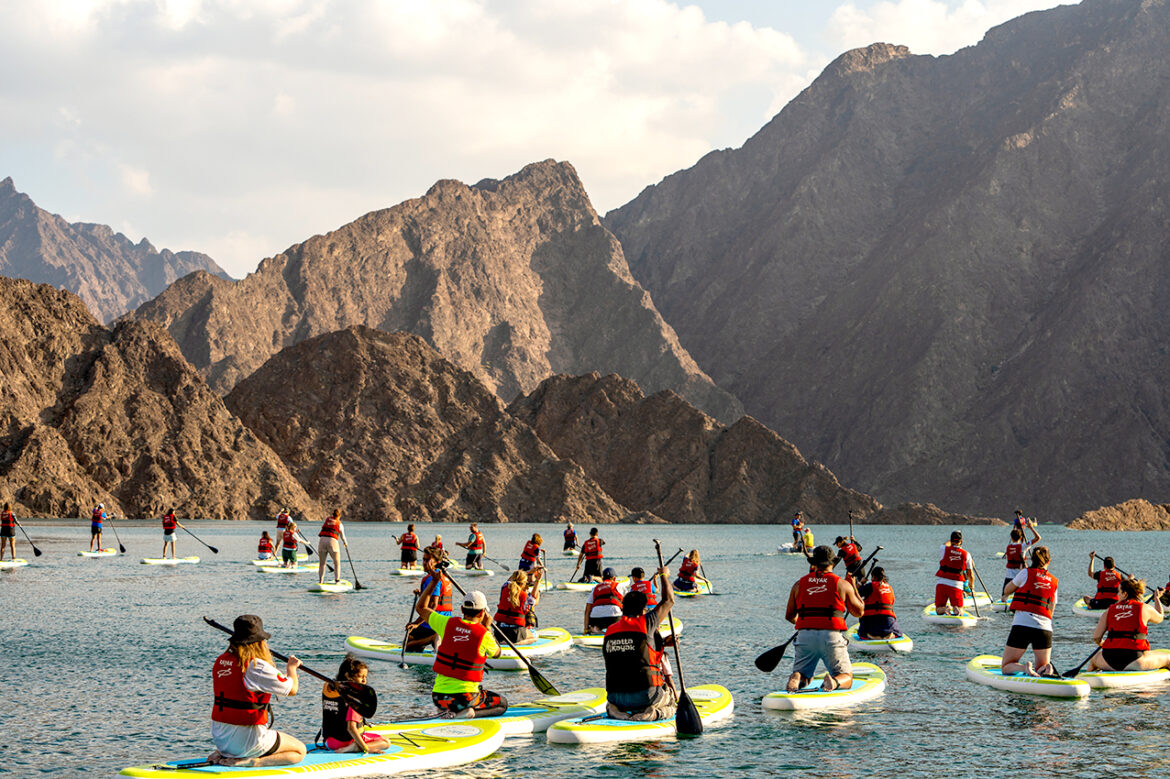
[
  {"x1": 321, "y1": 684, "x2": 358, "y2": 743},
  {"x1": 603, "y1": 615, "x2": 665, "y2": 694}
]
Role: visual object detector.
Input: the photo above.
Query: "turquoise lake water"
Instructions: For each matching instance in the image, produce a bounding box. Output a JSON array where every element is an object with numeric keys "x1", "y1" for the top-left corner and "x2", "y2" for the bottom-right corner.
[{"x1": 3, "y1": 521, "x2": 1170, "y2": 777}]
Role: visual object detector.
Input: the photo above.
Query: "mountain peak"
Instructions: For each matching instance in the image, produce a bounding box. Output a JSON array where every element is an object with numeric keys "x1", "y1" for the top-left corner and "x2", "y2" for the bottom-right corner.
[{"x1": 825, "y1": 43, "x2": 912, "y2": 79}]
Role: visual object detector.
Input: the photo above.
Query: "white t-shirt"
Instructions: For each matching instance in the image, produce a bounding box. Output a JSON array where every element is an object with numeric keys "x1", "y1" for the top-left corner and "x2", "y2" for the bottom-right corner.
[
  {"x1": 1008, "y1": 568, "x2": 1057, "y2": 632},
  {"x1": 587, "y1": 580, "x2": 630, "y2": 618},
  {"x1": 936, "y1": 545, "x2": 973, "y2": 590},
  {"x1": 211, "y1": 657, "x2": 295, "y2": 757}
]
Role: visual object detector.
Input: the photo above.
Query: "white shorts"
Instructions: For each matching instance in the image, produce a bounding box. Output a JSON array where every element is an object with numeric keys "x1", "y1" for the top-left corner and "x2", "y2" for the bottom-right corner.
[{"x1": 211, "y1": 721, "x2": 278, "y2": 759}]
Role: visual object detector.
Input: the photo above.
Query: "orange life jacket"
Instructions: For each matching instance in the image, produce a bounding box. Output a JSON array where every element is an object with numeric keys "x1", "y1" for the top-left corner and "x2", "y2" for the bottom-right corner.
[
  {"x1": 495, "y1": 584, "x2": 529, "y2": 626},
  {"x1": 258, "y1": 537, "x2": 274, "y2": 554},
  {"x1": 795, "y1": 571, "x2": 847, "y2": 631},
  {"x1": 1009, "y1": 567, "x2": 1058, "y2": 619},
  {"x1": 936, "y1": 546, "x2": 970, "y2": 581},
  {"x1": 520, "y1": 540, "x2": 541, "y2": 563},
  {"x1": 211, "y1": 652, "x2": 271, "y2": 726},
  {"x1": 1102, "y1": 599, "x2": 1150, "y2": 651},
  {"x1": 433, "y1": 618, "x2": 488, "y2": 682},
  {"x1": 590, "y1": 581, "x2": 623, "y2": 609},
  {"x1": 319, "y1": 517, "x2": 340, "y2": 539},
  {"x1": 863, "y1": 580, "x2": 896, "y2": 618},
  {"x1": 629, "y1": 579, "x2": 657, "y2": 607},
  {"x1": 1094, "y1": 569, "x2": 1122, "y2": 603},
  {"x1": 400, "y1": 532, "x2": 418, "y2": 551},
  {"x1": 678, "y1": 558, "x2": 699, "y2": 582},
  {"x1": 582, "y1": 537, "x2": 603, "y2": 560},
  {"x1": 282, "y1": 530, "x2": 297, "y2": 551}
]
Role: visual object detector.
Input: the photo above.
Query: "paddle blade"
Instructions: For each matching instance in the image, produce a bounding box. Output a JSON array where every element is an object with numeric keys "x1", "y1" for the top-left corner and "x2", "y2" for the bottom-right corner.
[
  {"x1": 675, "y1": 690, "x2": 703, "y2": 736},
  {"x1": 754, "y1": 641, "x2": 791, "y2": 673},
  {"x1": 529, "y1": 665, "x2": 560, "y2": 696},
  {"x1": 32, "y1": 546, "x2": 43, "y2": 557},
  {"x1": 339, "y1": 681, "x2": 378, "y2": 718},
  {"x1": 118, "y1": 544, "x2": 126, "y2": 553},
  {"x1": 208, "y1": 545, "x2": 219, "y2": 554}
]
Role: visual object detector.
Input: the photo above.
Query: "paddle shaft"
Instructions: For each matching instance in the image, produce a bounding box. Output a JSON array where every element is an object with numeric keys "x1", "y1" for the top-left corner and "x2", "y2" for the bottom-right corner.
[
  {"x1": 970, "y1": 559, "x2": 992, "y2": 608},
  {"x1": 399, "y1": 596, "x2": 417, "y2": 667},
  {"x1": 14, "y1": 520, "x2": 42, "y2": 556},
  {"x1": 341, "y1": 538, "x2": 364, "y2": 590},
  {"x1": 848, "y1": 510, "x2": 854, "y2": 543},
  {"x1": 203, "y1": 617, "x2": 330, "y2": 685},
  {"x1": 664, "y1": 548, "x2": 684, "y2": 567},
  {"x1": 179, "y1": 524, "x2": 218, "y2": 554},
  {"x1": 483, "y1": 553, "x2": 510, "y2": 572},
  {"x1": 105, "y1": 515, "x2": 126, "y2": 553},
  {"x1": 656, "y1": 539, "x2": 702, "y2": 735}
]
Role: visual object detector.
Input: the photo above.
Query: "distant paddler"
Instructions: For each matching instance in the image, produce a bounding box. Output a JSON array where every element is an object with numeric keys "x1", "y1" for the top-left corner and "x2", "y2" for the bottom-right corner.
[
  {"x1": 575, "y1": 527, "x2": 606, "y2": 583},
  {"x1": 603, "y1": 564, "x2": 677, "y2": 720},
  {"x1": 0, "y1": 502, "x2": 18, "y2": 561},
  {"x1": 672, "y1": 550, "x2": 710, "y2": 593},
  {"x1": 1001, "y1": 546, "x2": 1059, "y2": 676},
  {"x1": 256, "y1": 531, "x2": 276, "y2": 561},
  {"x1": 1084, "y1": 552, "x2": 1128, "y2": 610},
  {"x1": 494, "y1": 569, "x2": 543, "y2": 644},
  {"x1": 1089, "y1": 578, "x2": 1170, "y2": 672},
  {"x1": 834, "y1": 535, "x2": 865, "y2": 581},
  {"x1": 415, "y1": 577, "x2": 507, "y2": 718},
  {"x1": 628, "y1": 567, "x2": 659, "y2": 609},
  {"x1": 563, "y1": 522, "x2": 578, "y2": 553},
  {"x1": 790, "y1": 512, "x2": 806, "y2": 548},
  {"x1": 517, "y1": 533, "x2": 543, "y2": 572},
  {"x1": 404, "y1": 547, "x2": 454, "y2": 651},
  {"x1": 1002, "y1": 522, "x2": 1041, "y2": 596},
  {"x1": 208, "y1": 615, "x2": 305, "y2": 767},
  {"x1": 933, "y1": 530, "x2": 974, "y2": 616},
  {"x1": 280, "y1": 521, "x2": 301, "y2": 568},
  {"x1": 161, "y1": 507, "x2": 185, "y2": 560},
  {"x1": 317, "y1": 509, "x2": 347, "y2": 586},
  {"x1": 89, "y1": 502, "x2": 106, "y2": 552},
  {"x1": 392, "y1": 523, "x2": 420, "y2": 570},
  {"x1": 585, "y1": 568, "x2": 628, "y2": 634},
  {"x1": 785, "y1": 545, "x2": 864, "y2": 691},
  {"x1": 456, "y1": 522, "x2": 487, "y2": 571},
  {"x1": 856, "y1": 566, "x2": 903, "y2": 640}
]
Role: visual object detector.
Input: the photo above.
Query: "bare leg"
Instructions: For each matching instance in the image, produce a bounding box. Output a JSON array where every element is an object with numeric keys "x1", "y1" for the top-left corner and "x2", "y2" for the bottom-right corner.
[
  {"x1": 219, "y1": 733, "x2": 307, "y2": 768},
  {"x1": 1128, "y1": 649, "x2": 1170, "y2": 671},
  {"x1": 1033, "y1": 647, "x2": 1054, "y2": 675},
  {"x1": 1001, "y1": 645, "x2": 1033, "y2": 675}
]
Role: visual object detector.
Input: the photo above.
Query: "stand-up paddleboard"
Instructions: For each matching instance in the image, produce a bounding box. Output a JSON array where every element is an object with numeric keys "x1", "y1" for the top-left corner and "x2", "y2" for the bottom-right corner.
[
  {"x1": 140, "y1": 556, "x2": 199, "y2": 565},
  {"x1": 1079, "y1": 662, "x2": 1170, "y2": 689},
  {"x1": 78, "y1": 548, "x2": 117, "y2": 557},
  {"x1": 462, "y1": 568, "x2": 495, "y2": 577},
  {"x1": 257, "y1": 564, "x2": 318, "y2": 574},
  {"x1": 762, "y1": 663, "x2": 886, "y2": 710},
  {"x1": 310, "y1": 579, "x2": 354, "y2": 593},
  {"x1": 961, "y1": 590, "x2": 994, "y2": 608},
  {"x1": 1071, "y1": 597, "x2": 1108, "y2": 618},
  {"x1": 571, "y1": 619, "x2": 683, "y2": 648},
  {"x1": 845, "y1": 624, "x2": 913, "y2": 654},
  {"x1": 370, "y1": 689, "x2": 607, "y2": 737},
  {"x1": 119, "y1": 719, "x2": 504, "y2": 778},
  {"x1": 993, "y1": 551, "x2": 1006, "y2": 558},
  {"x1": 989, "y1": 598, "x2": 1011, "y2": 612},
  {"x1": 547, "y1": 685, "x2": 731, "y2": 744},
  {"x1": 251, "y1": 552, "x2": 308, "y2": 565},
  {"x1": 0, "y1": 558, "x2": 30, "y2": 569},
  {"x1": 347, "y1": 627, "x2": 572, "y2": 670},
  {"x1": 556, "y1": 578, "x2": 629, "y2": 591},
  {"x1": 965, "y1": 655, "x2": 1090, "y2": 698},
  {"x1": 922, "y1": 604, "x2": 979, "y2": 627},
  {"x1": 389, "y1": 568, "x2": 425, "y2": 577},
  {"x1": 776, "y1": 543, "x2": 807, "y2": 555},
  {"x1": 674, "y1": 581, "x2": 712, "y2": 598},
  {"x1": 562, "y1": 548, "x2": 579, "y2": 557}
]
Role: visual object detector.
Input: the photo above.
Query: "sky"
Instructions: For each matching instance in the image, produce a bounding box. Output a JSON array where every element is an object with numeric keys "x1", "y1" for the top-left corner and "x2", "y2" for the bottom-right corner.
[{"x1": 0, "y1": 0, "x2": 1067, "y2": 278}]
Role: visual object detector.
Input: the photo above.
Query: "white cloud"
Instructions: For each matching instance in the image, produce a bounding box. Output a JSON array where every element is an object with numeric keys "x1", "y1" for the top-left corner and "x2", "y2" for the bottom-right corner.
[
  {"x1": 118, "y1": 163, "x2": 152, "y2": 195},
  {"x1": 827, "y1": 0, "x2": 1068, "y2": 56}
]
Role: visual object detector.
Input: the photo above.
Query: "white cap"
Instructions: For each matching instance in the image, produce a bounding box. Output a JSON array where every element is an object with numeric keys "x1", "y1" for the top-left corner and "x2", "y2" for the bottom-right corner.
[
  {"x1": 98, "y1": 503, "x2": 104, "y2": 508},
  {"x1": 463, "y1": 591, "x2": 488, "y2": 611}
]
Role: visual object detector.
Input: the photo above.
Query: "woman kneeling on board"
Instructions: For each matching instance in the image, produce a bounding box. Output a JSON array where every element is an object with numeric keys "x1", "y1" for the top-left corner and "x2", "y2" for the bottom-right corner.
[
  {"x1": 1089, "y1": 578, "x2": 1170, "y2": 672},
  {"x1": 494, "y1": 569, "x2": 542, "y2": 644},
  {"x1": 1002, "y1": 546, "x2": 1058, "y2": 676},
  {"x1": 209, "y1": 615, "x2": 305, "y2": 767},
  {"x1": 856, "y1": 567, "x2": 902, "y2": 640},
  {"x1": 785, "y1": 545, "x2": 864, "y2": 692}
]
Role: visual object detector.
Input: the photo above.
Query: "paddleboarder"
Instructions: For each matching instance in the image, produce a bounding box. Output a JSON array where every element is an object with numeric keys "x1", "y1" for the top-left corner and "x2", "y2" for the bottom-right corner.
[
  {"x1": 856, "y1": 566, "x2": 903, "y2": 640},
  {"x1": 321, "y1": 655, "x2": 390, "y2": 754},
  {"x1": 89, "y1": 502, "x2": 105, "y2": 552},
  {"x1": 563, "y1": 522, "x2": 578, "y2": 552},
  {"x1": 415, "y1": 580, "x2": 507, "y2": 719},
  {"x1": 494, "y1": 569, "x2": 542, "y2": 643},
  {"x1": 673, "y1": 550, "x2": 710, "y2": 593},
  {"x1": 584, "y1": 568, "x2": 627, "y2": 634},
  {"x1": 208, "y1": 615, "x2": 306, "y2": 768},
  {"x1": 577, "y1": 527, "x2": 605, "y2": 582},
  {"x1": 257, "y1": 531, "x2": 275, "y2": 561},
  {"x1": 1084, "y1": 552, "x2": 1127, "y2": 609},
  {"x1": 457, "y1": 522, "x2": 486, "y2": 570},
  {"x1": 1088, "y1": 578, "x2": 1170, "y2": 672},
  {"x1": 517, "y1": 533, "x2": 543, "y2": 572},
  {"x1": 790, "y1": 512, "x2": 805, "y2": 547},
  {"x1": 784, "y1": 545, "x2": 864, "y2": 692},
  {"x1": 0, "y1": 502, "x2": 16, "y2": 561},
  {"x1": 1003, "y1": 523, "x2": 1042, "y2": 596},
  {"x1": 628, "y1": 567, "x2": 658, "y2": 609},
  {"x1": 404, "y1": 548, "x2": 454, "y2": 651},
  {"x1": 834, "y1": 535, "x2": 865, "y2": 580},
  {"x1": 280, "y1": 521, "x2": 300, "y2": 568},
  {"x1": 317, "y1": 509, "x2": 347, "y2": 586},
  {"x1": 161, "y1": 508, "x2": 185, "y2": 559},
  {"x1": 602, "y1": 564, "x2": 677, "y2": 721},
  {"x1": 1002, "y1": 546, "x2": 1059, "y2": 677},
  {"x1": 393, "y1": 523, "x2": 420, "y2": 570},
  {"x1": 275, "y1": 507, "x2": 290, "y2": 530},
  {"x1": 934, "y1": 530, "x2": 975, "y2": 616}
]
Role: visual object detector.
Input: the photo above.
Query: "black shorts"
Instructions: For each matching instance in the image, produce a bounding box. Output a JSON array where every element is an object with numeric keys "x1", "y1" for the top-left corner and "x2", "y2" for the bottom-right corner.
[
  {"x1": 858, "y1": 615, "x2": 900, "y2": 638},
  {"x1": 410, "y1": 622, "x2": 437, "y2": 641},
  {"x1": 91, "y1": 526, "x2": 102, "y2": 536},
  {"x1": 588, "y1": 615, "x2": 619, "y2": 632},
  {"x1": 1006, "y1": 624, "x2": 1052, "y2": 650},
  {"x1": 495, "y1": 623, "x2": 529, "y2": 643},
  {"x1": 584, "y1": 559, "x2": 602, "y2": 579},
  {"x1": 466, "y1": 552, "x2": 482, "y2": 567},
  {"x1": 1087, "y1": 598, "x2": 1116, "y2": 610},
  {"x1": 1101, "y1": 648, "x2": 1142, "y2": 671},
  {"x1": 0, "y1": 527, "x2": 14, "y2": 538},
  {"x1": 673, "y1": 577, "x2": 696, "y2": 591},
  {"x1": 401, "y1": 549, "x2": 417, "y2": 564}
]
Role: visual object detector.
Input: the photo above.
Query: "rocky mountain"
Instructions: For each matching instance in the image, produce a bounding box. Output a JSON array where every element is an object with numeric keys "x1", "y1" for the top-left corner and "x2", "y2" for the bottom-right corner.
[
  {"x1": 507, "y1": 372, "x2": 879, "y2": 524},
  {"x1": 866, "y1": 503, "x2": 1005, "y2": 526},
  {"x1": 130, "y1": 161, "x2": 742, "y2": 424},
  {"x1": 0, "y1": 177, "x2": 229, "y2": 323},
  {"x1": 224, "y1": 326, "x2": 631, "y2": 524},
  {"x1": 1068, "y1": 498, "x2": 1170, "y2": 530},
  {"x1": 0, "y1": 277, "x2": 315, "y2": 519},
  {"x1": 605, "y1": 0, "x2": 1170, "y2": 519}
]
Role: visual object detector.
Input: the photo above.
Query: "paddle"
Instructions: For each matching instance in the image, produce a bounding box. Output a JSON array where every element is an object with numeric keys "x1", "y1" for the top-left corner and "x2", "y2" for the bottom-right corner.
[
  {"x1": 655, "y1": 539, "x2": 702, "y2": 736},
  {"x1": 341, "y1": 538, "x2": 365, "y2": 590},
  {"x1": 202, "y1": 617, "x2": 377, "y2": 717},
  {"x1": 106, "y1": 515, "x2": 127, "y2": 554},
  {"x1": 441, "y1": 568, "x2": 560, "y2": 696},
  {"x1": 1062, "y1": 646, "x2": 1100, "y2": 678},
  {"x1": 179, "y1": 524, "x2": 219, "y2": 554},
  {"x1": 399, "y1": 595, "x2": 418, "y2": 668},
  {"x1": 848, "y1": 509, "x2": 855, "y2": 544},
  {"x1": 483, "y1": 553, "x2": 511, "y2": 572},
  {"x1": 664, "y1": 548, "x2": 684, "y2": 567},
  {"x1": 969, "y1": 559, "x2": 992, "y2": 612},
  {"x1": 14, "y1": 520, "x2": 43, "y2": 557},
  {"x1": 851, "y1": 545, "x2": 883, "y2": 583},
  {"x1": 699, "y1": 562, "x2": 714, "y2": 594},
  {"x1": 754, "y1": 633, "x2": 798, "y2": 673},
  {"x1": 570, "y1": 553, "x2": 584, "y2": 583}
]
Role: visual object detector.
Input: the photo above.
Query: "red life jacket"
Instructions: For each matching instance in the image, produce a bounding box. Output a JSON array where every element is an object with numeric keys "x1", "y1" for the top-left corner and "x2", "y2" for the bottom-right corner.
[
  {"x1": 603, "y1": 615, "x2": 665, "y2": 693},
  {"x1": 495, "y1": 584, "x2": 529, "y2": 626},
  {"x1": 520, "y1": 541, "x2": 541, "y2": 563},
  {"x1": 211, "y1": 651, "x2": 271, "y2": 726},
  {"x1": 275, "y1": 513, "x2": 289, "y2": 528},
  {"x1": 1, "y1": 511, "x2": 15, "y2": 530},
  {"x1": 162, "y1": 513, "x2": 177, "y2": 531},
  {"x1": 1009, "y1": 567, "x2": 1058, "y2": 619},
  {"x1": 319, "y1": 517, "x2": 340, "y2": 539},
  {"x1": 564, "y1": 527, "x2": 576, "y2": 541},
  {"x1": 839, "y1": 542, "x2": 862, "y2": 569},
  {"x1": 1094, "y1": 569, "x2": 1122, "y2": 603},
  {"x1": 1005, "y1": 542, "x2": 1025, "y2": 567},
  {"x1": 468, "y1": 530, "x2": 485, "y2": 552},
  {"x1": 282, "y1": 530, "x2": 298, "y2": 551},
  {"x1": 1102, "y1": 599, "x2": 1150, "y2": 651},
  {"x1": 258, "y1": 537, "x2": 274, "y2": 554},
  {"x1": 863, "y1": 581, "x2": 896, "y2": 618},
  {"x1": 422, "y1": 574, "x2": 453, "y2": 613},
  {"x1": 678, "y1": 558, "x2": 699, "y2": 582},
  {"x1": 433, "y1": 618, "x2": 488, "y2": 682},
  {"x1": 583, "y1": 538, "x2": 603, "y2": 560},
  {"x1": 795, "y1": 571, "x2": 847, "y2": 631},
  {"x1": 629, "y1": 579, "x2": 657, "y2": 607},
  {"x1": 936, "y1": 546, "x2": 970, "y2": 581},
  {"x1": 91, "y1": 507, "x2": 103, "y2": 524},
  {"x1": 591, "y1": 581, "x2": 624, "y2": 609},
  {"x1": 400, "y1": 533, "x2": 418, "y2": 552}
]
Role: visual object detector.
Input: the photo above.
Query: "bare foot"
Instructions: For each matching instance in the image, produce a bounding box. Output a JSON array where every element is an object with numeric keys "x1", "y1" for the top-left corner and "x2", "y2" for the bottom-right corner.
[
  {"x1": 821, "y1": 675, "x2": 838, "y2": 692},
  {"x1": 1025, "y1": 662, "x2": 1040, "y2": 677}
]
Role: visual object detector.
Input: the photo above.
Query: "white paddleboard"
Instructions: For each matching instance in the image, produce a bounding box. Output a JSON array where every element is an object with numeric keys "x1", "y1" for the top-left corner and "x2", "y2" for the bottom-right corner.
[
  {"x1": 547, "y1": 685, "x2": 732, "y2": 744},
  {"x1": 966, "y1": 654, "x2": 1090, "y2": 698},
  {"x1": 140, "y1": 556, "x2": 199, "y2": 565},
  {"x1": 845, "y1": 624, "x2": 914, "y2": 653},
  {"x1": 763, "y1": 663, "x2": 887, "y2": 710},
  {"x1": 0, "y1": 558, "x2": 30, "y2": 569}
]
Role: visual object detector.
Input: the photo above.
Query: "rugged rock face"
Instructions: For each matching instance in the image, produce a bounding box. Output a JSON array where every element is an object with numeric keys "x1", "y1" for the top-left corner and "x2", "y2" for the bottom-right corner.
[
  {"x1": 866, "y1": 503, "x2": 1006, "y2": 526},
  {"x1": 605, "y1": 0, "x2": 1170, "y2": 518},
  {"x1": 0, "y1": 277, "x2": 314, "y2": 519},
  {"x1": 0, "y1": 177, "x2": 229, "y2": 322},
  {"x1": 130, "y1": 161, "x2": 742, "y2": 423},
  {"x1": 507, "y1": 372, "x2": 879, "y2": 523},
  {"x1": 1069, "y1": 498, "x2": 1170, "y2": 530},
  {"x1": 225, "y1": 326, "x2": 632, "y2": 523}
]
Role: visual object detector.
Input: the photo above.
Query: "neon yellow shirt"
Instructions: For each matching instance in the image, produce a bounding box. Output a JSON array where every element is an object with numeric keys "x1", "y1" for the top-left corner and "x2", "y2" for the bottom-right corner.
[{"x1": 427, "y1": 612, "x2": 500, "y2": 694}]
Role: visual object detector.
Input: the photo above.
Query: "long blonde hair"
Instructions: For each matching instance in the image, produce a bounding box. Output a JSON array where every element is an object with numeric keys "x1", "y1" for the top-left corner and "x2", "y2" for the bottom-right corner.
[
  {"x1": 688, "y1": 550, "x2": 701, "y2": 565},
  {"x1": 230, "y1": 639, "x2": 274, "y2": 670},
  {"x1": 504, "y1": 570, "x2": 529, "y2": 609}
]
